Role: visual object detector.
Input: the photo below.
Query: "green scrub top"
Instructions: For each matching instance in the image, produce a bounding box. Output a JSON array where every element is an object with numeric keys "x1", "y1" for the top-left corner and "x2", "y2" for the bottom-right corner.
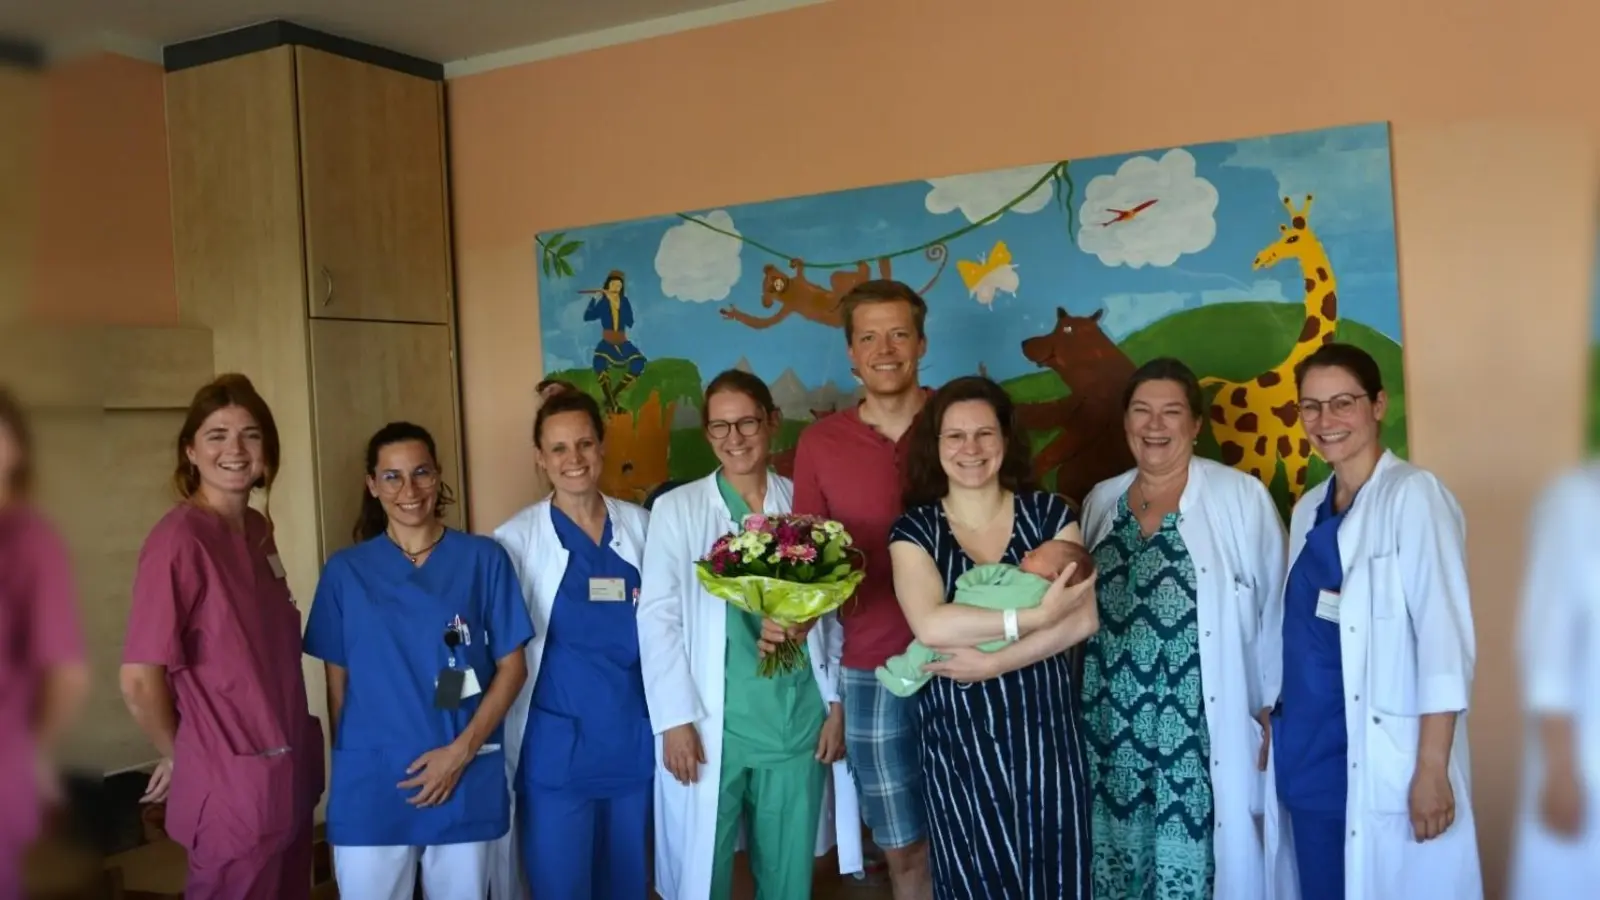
[{"x1": 716, "y1": 472, "x2": 826, "y2": 766}]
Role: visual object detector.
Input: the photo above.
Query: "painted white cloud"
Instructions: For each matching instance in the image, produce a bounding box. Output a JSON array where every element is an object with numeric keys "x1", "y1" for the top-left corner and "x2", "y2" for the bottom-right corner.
[
  {"x1": 655, "y1": 210, "x2": 743, "y2": 302},
  {"x1": 925, "y1": 163, "x2": 1056, "y2": 224},
  {"x1": 1076, "y1": 149, "x2": 1220, "y2": 268},
  {"x1": 1099, "y1": 291, "x2": 1193, "y2": 340},
  {"x1": 1221, "y1": 126, "x2": 1393, "y2": 235},
  {"x1": 1200, "y1": 278, "x2": 1290, "y2": 305}
]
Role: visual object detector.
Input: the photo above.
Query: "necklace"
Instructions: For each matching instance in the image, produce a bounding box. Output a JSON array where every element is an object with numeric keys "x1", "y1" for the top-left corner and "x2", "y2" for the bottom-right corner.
[{"x1": 388, "y1": 524, "x2": 446, "y2": 564}]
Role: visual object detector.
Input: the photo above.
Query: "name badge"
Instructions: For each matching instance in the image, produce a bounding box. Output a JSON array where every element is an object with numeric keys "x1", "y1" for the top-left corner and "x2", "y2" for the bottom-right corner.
[
  {"x1": 266, "y1": 554, "x2": 286, "y2": 580},
  {"x1": 589, "y1": 577, "x2": 626, "y2": 602},
  {"x1": 1315, "y1": 589, "x2": 1341, "y2": 624}
]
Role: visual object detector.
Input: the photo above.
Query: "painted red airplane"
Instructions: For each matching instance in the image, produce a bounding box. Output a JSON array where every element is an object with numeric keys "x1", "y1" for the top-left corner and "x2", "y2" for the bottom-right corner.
[{"x1": 1100, "y1": 198, "x2": 1158, "y2": 226}]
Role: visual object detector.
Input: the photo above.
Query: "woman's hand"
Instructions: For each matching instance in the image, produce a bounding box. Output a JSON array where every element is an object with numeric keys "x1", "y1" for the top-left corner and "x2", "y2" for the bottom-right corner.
[
  {"x1": 757, "y1": 618, "x2": 814, "y2": 658},
  {"x1": 815, "y1": 703, "x2": 846, "y2": 764},
  {"x1": 399, "y1": 741, "x2": 473, "y2": 807},
  {"x1": 663, "y1": 723, "x2": 705, "y2": 785},
  {"x1": 140, "y1": 757, "x2": 173, "y2": 804},
  {"x1": 922, "y1": 645, "x2": 997, "y2": 683},
  {"x1": 1255, "y1": 707, "x2": 1273, "y2": 772},
  {"x1": 1408, "y1": 761, "x2": 1456, "y2": 841},
  {"x1": 1539, "y1": 758, "x2": 1585, "y2": 837},
  {"x1": 1037, "y1": 562, "x2": 1094, "y2": 622}
]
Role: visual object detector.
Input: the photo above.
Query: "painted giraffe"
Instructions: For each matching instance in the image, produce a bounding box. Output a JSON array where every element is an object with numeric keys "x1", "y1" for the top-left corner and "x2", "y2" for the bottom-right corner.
[{"x1": 1199, "y1": 194, "x2": 1338, "y2": 501}]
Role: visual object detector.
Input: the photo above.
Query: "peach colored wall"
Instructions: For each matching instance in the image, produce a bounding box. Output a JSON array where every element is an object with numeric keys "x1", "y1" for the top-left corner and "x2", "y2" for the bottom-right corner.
[
  {"x1": 31, "y1": 53, "x2": 177, "y2": 326},
  {"x1": 446, "y1": 1, "x2": 1600, "y2": 893}
]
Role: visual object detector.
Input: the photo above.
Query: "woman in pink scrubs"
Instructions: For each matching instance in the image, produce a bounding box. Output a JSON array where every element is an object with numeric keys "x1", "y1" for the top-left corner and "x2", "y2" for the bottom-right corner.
[
  {"x1": 118, "y1": 373, "x2": 325, "y2": 899},
  {"x1": 0, "y1": 387, "x2": 89, "y2": 897}
]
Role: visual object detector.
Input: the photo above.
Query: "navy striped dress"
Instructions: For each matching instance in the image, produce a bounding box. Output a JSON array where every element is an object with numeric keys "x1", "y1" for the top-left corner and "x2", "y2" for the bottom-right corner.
[{"x1": 889, "y1": 490, "x2": 1092, "y2": 900}]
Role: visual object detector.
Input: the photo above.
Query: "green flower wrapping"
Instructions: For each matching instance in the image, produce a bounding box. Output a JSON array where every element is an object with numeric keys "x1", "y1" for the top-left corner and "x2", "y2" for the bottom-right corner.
[{"x1": 694, "y1": 513, "x2": 867, "y2": 677}]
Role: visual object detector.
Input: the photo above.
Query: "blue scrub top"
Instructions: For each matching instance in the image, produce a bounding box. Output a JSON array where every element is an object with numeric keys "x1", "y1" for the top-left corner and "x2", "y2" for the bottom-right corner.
[
  {"x1": 304, "y1": 529, "x2": 536, "y2": 846},
  {"x1": 520, "y1": 507, "x2": 652, "y2": 797},
  {"x1": 1274, "y1": 484, "x2": 1352, "y2": 813}
]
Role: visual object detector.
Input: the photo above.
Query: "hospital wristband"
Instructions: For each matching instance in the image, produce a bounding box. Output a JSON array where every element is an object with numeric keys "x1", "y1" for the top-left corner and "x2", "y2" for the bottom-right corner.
[{"x1": 1003, "y1": 608, "x2": 1020, "y2": 642}]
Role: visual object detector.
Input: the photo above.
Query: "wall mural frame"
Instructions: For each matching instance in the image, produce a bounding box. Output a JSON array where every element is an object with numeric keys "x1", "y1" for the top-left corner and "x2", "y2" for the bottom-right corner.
[{"x1": 536, "y1": 121, "x2": 1406, "y2": 519}]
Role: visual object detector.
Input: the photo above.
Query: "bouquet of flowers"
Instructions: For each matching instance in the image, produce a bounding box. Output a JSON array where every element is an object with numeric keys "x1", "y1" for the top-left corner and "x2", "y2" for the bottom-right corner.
[{"x1": 695, "y1": 513, "x2": 867, "y2": 677}]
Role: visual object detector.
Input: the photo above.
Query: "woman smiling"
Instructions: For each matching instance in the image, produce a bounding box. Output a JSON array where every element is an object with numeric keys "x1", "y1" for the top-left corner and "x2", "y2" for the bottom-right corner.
[{"x1": 1078, "y1": 358, "x2": 1288, "y2": 900}]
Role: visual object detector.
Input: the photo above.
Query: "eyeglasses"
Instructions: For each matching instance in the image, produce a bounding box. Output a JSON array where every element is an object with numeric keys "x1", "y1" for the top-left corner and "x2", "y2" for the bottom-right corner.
[
  {"x1": 1297, "y1": 393, "x2": 1368, "y2": 420},
  {"x1": 376, "y1": 467, "x2": 439, "y2": 493},
  {"x1": 707, "y1": 417, "x2": 763, "y2": 439}
]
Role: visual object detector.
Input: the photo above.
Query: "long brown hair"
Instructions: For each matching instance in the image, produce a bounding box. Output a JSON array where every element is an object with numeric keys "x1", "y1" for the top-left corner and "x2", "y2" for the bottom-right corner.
[
  {"x1": 0, "y1": 386, "x2": 35, "y2": 500},
  {"x1": 173, "y1": 373, "x2": 281, "y2": 503},
  {"x1": 902, "y1": 375, "x2": 1035, "y2": 509}
]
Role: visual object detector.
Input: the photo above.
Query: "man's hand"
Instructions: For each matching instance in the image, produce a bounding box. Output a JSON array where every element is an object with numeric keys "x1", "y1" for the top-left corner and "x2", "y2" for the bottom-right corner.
[
  {"x1": 815, "y1": 703, "x2": 845, "y2": 764},
  {"x1": 663, "y1": 723, "x2": 706, "y2": 785}
]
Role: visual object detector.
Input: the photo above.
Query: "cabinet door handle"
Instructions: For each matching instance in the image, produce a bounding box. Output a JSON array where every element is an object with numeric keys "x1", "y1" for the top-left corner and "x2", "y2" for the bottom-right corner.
[{"x1": 321, "y1": 266, "x2": 334, "y2": 306}]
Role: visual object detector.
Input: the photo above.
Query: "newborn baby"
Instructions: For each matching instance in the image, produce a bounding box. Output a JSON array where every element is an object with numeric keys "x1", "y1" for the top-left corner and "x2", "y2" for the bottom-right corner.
[{"x1": 875, "y1": 539, "x2": 1094, "y2": 697}]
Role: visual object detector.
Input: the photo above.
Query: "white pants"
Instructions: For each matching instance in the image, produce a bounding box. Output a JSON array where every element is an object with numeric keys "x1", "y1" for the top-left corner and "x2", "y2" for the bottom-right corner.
[{"x1": 332, "y1": 843, "x2": 490, "y2": 900}]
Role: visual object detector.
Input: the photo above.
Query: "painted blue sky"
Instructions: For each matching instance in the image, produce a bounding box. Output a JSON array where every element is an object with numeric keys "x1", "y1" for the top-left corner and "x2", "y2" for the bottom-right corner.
[{"x1": 538, "y1": 122, "x2": 1400, "y2": 390}]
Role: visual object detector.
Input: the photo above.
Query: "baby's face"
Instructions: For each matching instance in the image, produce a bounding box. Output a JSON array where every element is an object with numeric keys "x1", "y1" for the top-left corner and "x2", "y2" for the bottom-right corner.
[{"x1": 1020, "y1": 540, "x2": 1074, "y2": 580}]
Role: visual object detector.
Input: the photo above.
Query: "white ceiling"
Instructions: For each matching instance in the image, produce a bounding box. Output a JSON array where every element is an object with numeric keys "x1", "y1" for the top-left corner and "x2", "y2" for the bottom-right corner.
[{"x1": 2, "y1": 0, "x2": 827, "y2": 74}]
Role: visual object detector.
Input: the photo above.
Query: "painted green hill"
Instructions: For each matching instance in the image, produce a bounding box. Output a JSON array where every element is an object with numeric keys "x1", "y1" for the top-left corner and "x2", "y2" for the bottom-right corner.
[
  {"x1": 1590, "y1": 344, "x2": 1600, "y2": 453},
  {"x1": 1001, "y1": 302, "x2": 1408, "y2": 517}
]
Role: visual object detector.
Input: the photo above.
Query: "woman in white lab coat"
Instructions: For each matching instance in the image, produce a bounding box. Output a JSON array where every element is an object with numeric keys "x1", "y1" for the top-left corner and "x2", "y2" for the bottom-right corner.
[
  {"x1": 637, "y1": 368, "x2": 863, "y2": 900},
  {"x1": 1079, "y1": 357, "x2": 1290, "y2": 900},
  {"x1": 1507, "y1": 461, "x2": 1600, "y2": 898},
  {"x1": 484, "y1": 387, "x2": 654, "y2": 900},
  {"x1": 1266, "y1": 342, "x2": 1481, "y2": 900}
]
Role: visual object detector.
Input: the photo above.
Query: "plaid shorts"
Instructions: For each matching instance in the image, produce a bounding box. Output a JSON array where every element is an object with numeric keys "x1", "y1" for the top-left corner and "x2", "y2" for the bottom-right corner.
[{"x1": 841, "y1": 666, "x2": 927, "y2": 849}]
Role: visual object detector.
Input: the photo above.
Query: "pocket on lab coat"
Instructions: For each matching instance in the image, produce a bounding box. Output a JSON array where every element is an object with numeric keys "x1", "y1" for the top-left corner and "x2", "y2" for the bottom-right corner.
[
  {"x1": 1367, "y1": 553, "x2": 1420, "y2": 716},
  {"x1": 192, "y1": 749, "x2": 298, "y2": 865},
  {"x1": 1364, "y1": 711, "x2": 1420, "y2": 814},
  {"x1": 523, "y1": 707, "x2": 579, "y2": 791}
]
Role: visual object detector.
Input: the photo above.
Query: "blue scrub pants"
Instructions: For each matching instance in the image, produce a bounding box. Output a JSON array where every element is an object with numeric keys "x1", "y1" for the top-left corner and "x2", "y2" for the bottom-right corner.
[
  {"x1": 520, "y1": 786, "x2": 648, "y2": 899},
  {"x1": 1288, "y1": 808, "x2": 1346, "y2": 900}
]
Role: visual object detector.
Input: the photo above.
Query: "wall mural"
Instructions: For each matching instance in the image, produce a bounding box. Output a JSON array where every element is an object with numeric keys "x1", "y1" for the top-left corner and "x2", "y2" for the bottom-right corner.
[{"x1": 535, "y1": 122, "x2": 1405, "y2": 519}]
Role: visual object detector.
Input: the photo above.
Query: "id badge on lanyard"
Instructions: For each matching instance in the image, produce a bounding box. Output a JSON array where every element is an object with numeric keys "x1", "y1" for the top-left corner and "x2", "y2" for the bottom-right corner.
[{"x1": 434, "y1": 615, "x2": 483, "y2": 709}]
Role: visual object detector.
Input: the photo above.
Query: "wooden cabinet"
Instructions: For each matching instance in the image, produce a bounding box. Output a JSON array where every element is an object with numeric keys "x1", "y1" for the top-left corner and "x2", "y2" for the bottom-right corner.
[
  {"x1": 309, "y1": 319, "x2": 465, "y2": 557},
  {"x1": 297, "y1": 48, "x2": 452, "y2": 325},
  {"x1": 163, "y1": 34, "x2": 464, "y2": 817}
]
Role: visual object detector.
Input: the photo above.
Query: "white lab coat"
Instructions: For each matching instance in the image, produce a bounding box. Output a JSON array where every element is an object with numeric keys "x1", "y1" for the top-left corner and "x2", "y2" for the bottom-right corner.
[
  {"x1": 1082, "y1": 457, "x2": 1292, "y2": 900},
  {"x1": 1269, "y1": 450, "x2": 1482, "y2": 900},
  {"x1": 636, "y1": 470, "x2": 863, "y2": 900},
  {"x1": 1507, "y1": 462, "x2": 1600, "y2": 899},
  {"x1": 482, "y1": 494, "x2": 652, "y2": 900}
]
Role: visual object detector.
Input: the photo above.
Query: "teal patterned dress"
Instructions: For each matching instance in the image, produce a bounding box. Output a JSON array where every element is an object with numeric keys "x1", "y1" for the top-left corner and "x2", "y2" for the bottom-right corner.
[{"x1": 1081, "y1": 493, "x2": 1214, "y2": 900}]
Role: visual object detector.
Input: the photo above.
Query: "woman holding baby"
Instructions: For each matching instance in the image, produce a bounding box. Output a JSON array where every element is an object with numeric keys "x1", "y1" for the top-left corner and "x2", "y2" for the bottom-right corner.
[
  {"x1": 1078, "y1": 357, "x2": 1292, "y2": 900},
  {"x1": 887, "y1": 374, "x2": 1100, "y2": 899}
]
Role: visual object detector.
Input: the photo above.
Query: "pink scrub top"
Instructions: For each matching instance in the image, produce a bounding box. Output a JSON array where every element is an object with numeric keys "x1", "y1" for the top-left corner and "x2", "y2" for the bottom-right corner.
[
  {"x1": 122, "y1": 503, "x2": 324, "y2": 868},
  {"x1": 0, "y1": 506, "x2": 85, "y2": 849}
]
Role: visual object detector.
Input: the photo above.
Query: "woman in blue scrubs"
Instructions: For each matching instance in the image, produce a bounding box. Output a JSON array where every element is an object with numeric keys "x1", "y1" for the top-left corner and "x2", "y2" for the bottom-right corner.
[
  {"x1": 1273, "y1": 458, "x2": 1351, "y2": 900},
  {"x1": 486, "y1": 388, "x2": 654, "y2": 900},
  {"x1": 304, "y1": 422, "x2": 535, "y2": 900}
]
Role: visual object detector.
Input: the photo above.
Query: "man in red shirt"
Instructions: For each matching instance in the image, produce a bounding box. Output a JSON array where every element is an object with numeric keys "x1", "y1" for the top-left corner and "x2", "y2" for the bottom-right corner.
[{"x1": 789, "y1": 280, "x2": 932, "y2": 898}]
